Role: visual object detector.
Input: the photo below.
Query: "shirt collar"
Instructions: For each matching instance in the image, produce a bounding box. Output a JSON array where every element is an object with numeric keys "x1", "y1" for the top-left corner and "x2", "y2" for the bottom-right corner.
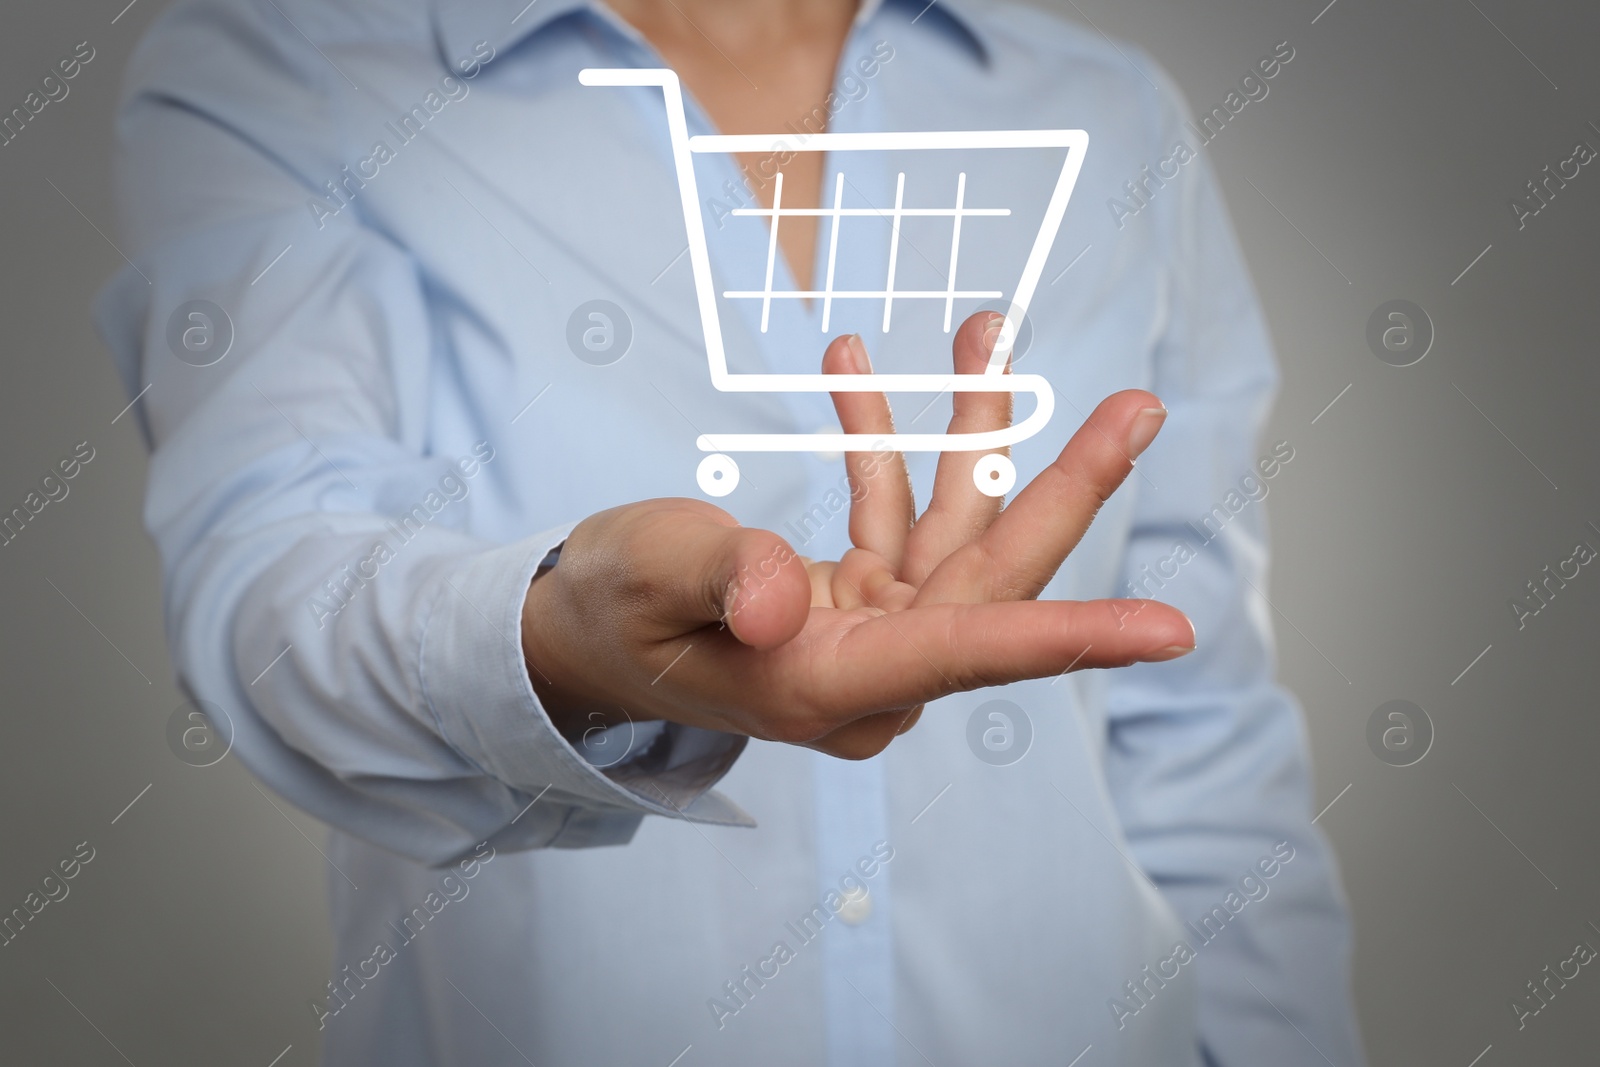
[
  {"x1": 859, "y1": 0, "x2": 990, "y2": 63},
  {"x1": 433, "y1": 0, "x2": 591, "y2": 64},
  {"x1": 433, "y1": 0, "x2": 990, "y2": 73}
]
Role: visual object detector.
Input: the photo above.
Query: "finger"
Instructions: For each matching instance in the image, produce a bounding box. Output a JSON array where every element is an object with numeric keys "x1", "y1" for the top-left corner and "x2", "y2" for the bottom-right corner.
[
  {"x1": 831, "y1": 547, "x2": 917, "y2": 613},
  {"x1": 620, "y1": 500, "x2": 812, "y2": 649},
  {"x1": 972, "y1": 390, "x2": 1166, "y2": 600},
  {"x1": 906, "y1": 312, "x2": 1013, "y2": 584},
  {"x1": 807, "y1": 598, "x2": 1193, "y2": 722},
  {"x1": 678, "y1": 596, "x2": 1194, "y2": 741},
  {"x1": 823, "y1": 334, "x2": 914, "y2": 570},
  {"x1": 803, "y1": 559, "x2": 838, "y2": 608}
]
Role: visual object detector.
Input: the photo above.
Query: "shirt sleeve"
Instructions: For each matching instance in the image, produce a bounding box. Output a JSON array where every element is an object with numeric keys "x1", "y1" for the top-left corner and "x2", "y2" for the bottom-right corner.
[
  {"x1": 93, "y1": 0, "x2": 751, "y2": 868},
  {"x1": 1096, "y1": 63, "x2": 1367, "y2": 1066}
]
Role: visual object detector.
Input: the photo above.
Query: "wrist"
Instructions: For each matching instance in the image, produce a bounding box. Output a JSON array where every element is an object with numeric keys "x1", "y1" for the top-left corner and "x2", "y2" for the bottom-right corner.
[
  {"x1": 521, "y1": 549, "x2": 648, "y2": 743},
  {"x1": 520, "y1": 555, "x2": 596, "y2": 741}
]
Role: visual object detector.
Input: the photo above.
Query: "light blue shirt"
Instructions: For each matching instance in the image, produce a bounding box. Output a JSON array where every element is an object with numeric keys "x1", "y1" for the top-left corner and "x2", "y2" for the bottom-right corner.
[{"x1": 96, "y1": 0, "x2": 1364, "y2": 1063}]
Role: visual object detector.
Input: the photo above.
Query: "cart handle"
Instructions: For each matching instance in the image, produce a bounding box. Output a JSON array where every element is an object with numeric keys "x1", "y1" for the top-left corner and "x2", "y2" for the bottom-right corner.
[
  {"x1": 581, "y1": 68, "x2": 736, "y2": 381},
  {"x1": 578, "y1": 68, "x2": 679, "y2": 88},
  {"x1": 579, "y1": 69, "x2": 1088, "y2": 380}
]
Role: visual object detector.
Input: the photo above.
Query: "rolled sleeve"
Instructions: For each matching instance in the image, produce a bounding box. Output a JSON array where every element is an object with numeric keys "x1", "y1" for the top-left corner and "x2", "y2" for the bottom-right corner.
[
  {"x1": 96, "y1": 0, "x2": 752, "y2": 868},
  {"x1": 420, "y1": 526, "x2": 754, "y2": 840}
]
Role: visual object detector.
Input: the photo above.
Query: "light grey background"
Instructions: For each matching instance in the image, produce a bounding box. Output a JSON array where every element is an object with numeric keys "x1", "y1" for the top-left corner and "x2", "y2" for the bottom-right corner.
[{"x1": 2, "y1": 0, "x2": 1597, "y2": 1064}]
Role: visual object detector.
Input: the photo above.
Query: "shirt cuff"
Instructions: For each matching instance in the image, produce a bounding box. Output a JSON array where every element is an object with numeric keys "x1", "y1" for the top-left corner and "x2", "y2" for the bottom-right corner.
[{"x1": 418, "y1": 524, "x2": 756, "y2": 832}]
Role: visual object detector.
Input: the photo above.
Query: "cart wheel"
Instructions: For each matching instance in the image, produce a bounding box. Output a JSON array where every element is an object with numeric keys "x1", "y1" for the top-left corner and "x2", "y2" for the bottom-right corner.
[
  {"x1": 973, "y1": 454, "x2": 1015, "y2": 497},
  {"x1": 697, "y1": 453, "x2": 740, "y2": 497}
]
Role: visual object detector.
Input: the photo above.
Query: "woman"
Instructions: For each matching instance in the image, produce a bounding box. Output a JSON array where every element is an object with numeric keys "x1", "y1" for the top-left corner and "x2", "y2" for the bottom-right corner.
[{"x1": 98, "y1": 0, "x2": 1363, "y2": 1062}]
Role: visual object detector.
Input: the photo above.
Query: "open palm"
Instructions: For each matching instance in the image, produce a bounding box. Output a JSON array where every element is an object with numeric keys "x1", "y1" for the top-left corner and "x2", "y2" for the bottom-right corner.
[{"x1": 523, "y1": 312, "x2": 1192, "y2": 760}]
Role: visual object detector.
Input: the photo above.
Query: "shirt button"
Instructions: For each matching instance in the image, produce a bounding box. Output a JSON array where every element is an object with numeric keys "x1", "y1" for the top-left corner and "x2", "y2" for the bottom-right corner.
[{"x1": 837, "y1": 889, "x2": 873, "y2": 925}]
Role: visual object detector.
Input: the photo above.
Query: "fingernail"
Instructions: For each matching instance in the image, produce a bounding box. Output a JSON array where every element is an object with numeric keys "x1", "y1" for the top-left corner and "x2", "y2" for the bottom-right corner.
[
  {"x1": 1126, "y1": 406, "x2": 1167, "y2": 459},
  {"x1": 982, "y1": 312, "x2": 1007, "y2": 353},
  {"x1": 847, "y1": 333, "x2": 872, "y2": 373},
  {"x1": 1146, "y1": 614, "x2": 1196, "y2": 660}
]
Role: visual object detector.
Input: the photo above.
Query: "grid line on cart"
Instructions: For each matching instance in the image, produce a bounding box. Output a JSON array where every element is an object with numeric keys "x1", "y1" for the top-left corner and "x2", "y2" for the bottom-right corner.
[{"x1": 726, "y1": 169, "x2": 1011, "y2": 333}]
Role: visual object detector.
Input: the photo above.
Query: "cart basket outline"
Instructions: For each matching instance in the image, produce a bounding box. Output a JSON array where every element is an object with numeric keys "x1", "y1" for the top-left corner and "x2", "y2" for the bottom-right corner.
[{"x1": 579, "y1": 68, "x2": 1089, "y2": 498}]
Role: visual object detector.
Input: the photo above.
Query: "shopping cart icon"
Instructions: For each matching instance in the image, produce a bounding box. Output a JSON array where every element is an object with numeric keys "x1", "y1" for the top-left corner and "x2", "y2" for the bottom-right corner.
[{"x1": 580, "y1": 68, "x2": 1088, "y2": 498}]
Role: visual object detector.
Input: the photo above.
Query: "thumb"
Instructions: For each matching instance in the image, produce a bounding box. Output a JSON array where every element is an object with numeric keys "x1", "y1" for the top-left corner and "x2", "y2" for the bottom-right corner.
[
  {"x1": 649, "y1": 505, "x2": 810, "y2": 649},
  {"x1": 716, "y1": 528, "x2": 811, "y2": 648}
]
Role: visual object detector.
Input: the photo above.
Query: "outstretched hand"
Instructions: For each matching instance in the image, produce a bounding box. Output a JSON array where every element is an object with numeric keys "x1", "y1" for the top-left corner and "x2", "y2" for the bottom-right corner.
[{"x1": 521, "y1": 312, "x2": 1192, "y2": 760}]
